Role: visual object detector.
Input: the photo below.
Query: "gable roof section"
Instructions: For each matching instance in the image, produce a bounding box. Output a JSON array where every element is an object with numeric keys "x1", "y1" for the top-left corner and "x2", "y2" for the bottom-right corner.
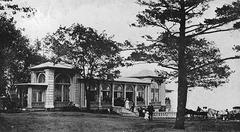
[{"x1": 30, "y1": 62, "x2": 73, "y2": 70}]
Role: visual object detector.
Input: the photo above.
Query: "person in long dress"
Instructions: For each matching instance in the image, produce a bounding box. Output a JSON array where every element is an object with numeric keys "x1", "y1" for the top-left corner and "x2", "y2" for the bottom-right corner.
[
  {"x1": 144, "y1": 111, "x2": 149, "y2": 120},
  {"x1": 125, "y1": 98, "x2": 130, "y2": 110}
]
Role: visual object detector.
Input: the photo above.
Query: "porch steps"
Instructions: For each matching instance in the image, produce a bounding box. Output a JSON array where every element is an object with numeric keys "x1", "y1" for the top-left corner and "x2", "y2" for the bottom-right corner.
[{"x1": 112, "y1": 106, "x2": 137, "y2": 117}]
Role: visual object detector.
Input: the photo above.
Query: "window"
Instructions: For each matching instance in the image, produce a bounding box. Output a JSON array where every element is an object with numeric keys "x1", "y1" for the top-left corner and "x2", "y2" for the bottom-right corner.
[
  {"x1": 126, "y1": 85, "x2": 134, "y2": 101},
  {"x1": 38, "y1": 73, "x2": 45, "y2": 83},
  {"x1": 114, "y1": 84, "x2": 123, "y2": 99},
  {"x1": 102, "y1": 84, "x2": 111, "y2": 103},
  {"x1": 89, "y1": 84, "x2": 98, "y2": 102},
  {"x1": 63, "y1": 85, "x2": 69, "y2": 101},
  {"x1": 55, "y1": 74, "x2": 70, "y2": 84},
  {"x1": 38, "y1": 91, "x2": 43, "y2": 102},
  {"x1": 165, "y1": 97, "x2": 171, "y2": 105},
  {"x1": 54, "y1": 84, "x2": 70, "y2": 102},
  {"x1": 154, "y1": 89, "x2": 159, "y2": 102},
  {"x1": 137, "y1": 85, "x2": 145, "y2": 102},
  {"x1": 32, "y1": 89, "x2": 44, "y2": 102},
  {"x1": 150, "y1": 82, "x2": 159, "y2": 102},
  {"x1": 55, "y1": 84, "x2": 62, "y2": 101},
  {"x1": 126, "y1": 85, "x2": 134, "y2": 92},
  {"x1": 32, "y1": 91, "x2": 37, "y2": 102},
  {"x1": 54, "y1": 74, "x2": 70, "y2": 102}
]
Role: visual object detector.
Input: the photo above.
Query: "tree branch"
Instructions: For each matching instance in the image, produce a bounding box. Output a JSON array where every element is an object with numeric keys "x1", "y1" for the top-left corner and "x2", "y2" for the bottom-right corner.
[
  {"x1": 132, "y1": 61, "x2": 178, "y2": 70},
  {"x1": 186, "y1": 23, "x2": 228, "y2": 37},
  {"x1": 189, "y1": 56, "x2": 240, "y2": 72},
  {"x1": 119, "y1": 42, "x2": 165, "y2": 52},
  {"x1": 185, "y1": 4, "x2": 198, "y2": 13},
  {"x1": 192, "y1": 28, "x2": 234, "y2": 36},
  {"x1": 186, "y1": 24, "x2": 202, "y2": 29}
]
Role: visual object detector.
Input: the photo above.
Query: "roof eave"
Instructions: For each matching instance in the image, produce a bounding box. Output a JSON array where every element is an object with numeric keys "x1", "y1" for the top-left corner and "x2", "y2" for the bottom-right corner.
[
  {"x1": 30, "y1": 66, "x2": 73, "y2": 70},
  {"x1": 15, "y1": 83, "x2": 48, "y2": 86}
]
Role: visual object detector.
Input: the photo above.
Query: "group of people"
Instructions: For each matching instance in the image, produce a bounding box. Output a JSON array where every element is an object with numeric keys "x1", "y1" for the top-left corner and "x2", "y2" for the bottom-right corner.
[
  {"x1": 137, "y1": 105, "x2": 155, "y2": 120},
  {"x1": 124, "y1": 98, "x2": 155, "y2": 120}
]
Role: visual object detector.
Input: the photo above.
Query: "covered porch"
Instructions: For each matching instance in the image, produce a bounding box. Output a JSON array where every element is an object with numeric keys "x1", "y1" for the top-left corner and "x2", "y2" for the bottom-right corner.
[
  {"x1": 80, "y1": 77, "x2": 164, "y2": 110},
  {"x1": 15, "y1": 83, "x2": 48, "y2": 109}
]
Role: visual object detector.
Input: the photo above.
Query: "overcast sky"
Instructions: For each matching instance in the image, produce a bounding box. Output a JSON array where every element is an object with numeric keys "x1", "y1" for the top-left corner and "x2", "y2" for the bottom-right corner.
[{"x1": 15, "y1": 0, "x2": 240, "y2": 111}]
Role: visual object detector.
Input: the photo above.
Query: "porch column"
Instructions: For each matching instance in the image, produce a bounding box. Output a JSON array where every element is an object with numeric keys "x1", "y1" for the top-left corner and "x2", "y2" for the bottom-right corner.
[
  {"x1": 147, "y1": 85, "x2": 151, "y2": 106},
  {"x1": 159, "y1": 82, "x2": 166, "y2": 106},
  {"x1": 27, "y1": 87, "x2": 32, "y2": 108},
  {"x1": 111, "y1": 83, "x2": 114, "y2": 107},
  {"x1": 123, "y1": 84, "x2": 126, "y2": 100},
  {"x1": 45, "y1": 69, "x2": 55, "y2": 108},
  {"x1": 80, "y1": 82, "x2": 86, "y2": 107},
  {"x1": 98, "y1": 83, "x2": 102, "y2": 108},
  {"x1": 145, "y1": 85, "x2": 148, "y2": 106},
  {"x1": 72, "y1": 74, "x2": 80, "y2": 107},
  {"x1": 134, "y1": 85, "x2": 137, "y2": 107}
]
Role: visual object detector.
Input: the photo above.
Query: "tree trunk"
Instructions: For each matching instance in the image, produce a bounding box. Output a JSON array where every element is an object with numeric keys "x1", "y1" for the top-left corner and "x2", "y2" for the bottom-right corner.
[
  {"x1": 174, "y1": 0, "x2": 188, "y2": 129},
  {"x1": 174, "y1": 73, "x2": 188, "y2": 129}
]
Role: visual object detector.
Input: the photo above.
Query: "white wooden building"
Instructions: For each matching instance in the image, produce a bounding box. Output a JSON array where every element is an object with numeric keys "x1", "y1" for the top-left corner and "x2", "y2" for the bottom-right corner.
[{"x1": 16, "y1": 62, "x2": 173, "y2": 111}]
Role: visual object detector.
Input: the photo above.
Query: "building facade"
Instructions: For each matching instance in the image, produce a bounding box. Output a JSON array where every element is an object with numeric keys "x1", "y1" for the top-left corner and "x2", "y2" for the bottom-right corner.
[{"x1": 16, "y1": 62, "x2": 172, "y2": 111}]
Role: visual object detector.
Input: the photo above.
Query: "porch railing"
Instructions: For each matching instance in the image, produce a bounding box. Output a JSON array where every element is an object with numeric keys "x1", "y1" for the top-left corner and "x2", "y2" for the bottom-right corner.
[
  {"x1": 54, "y1": 101, "x2": 70, "y2": 108},
  {"x1": 32, "y1": 102, "x2": 45, "y2": 108},
  {"x1": 153, "y1": 111, "x2": 177, "y2": 118},
  {"x1": 150, "y1": 101, "x2": 161, "y2": 106},
  {"x1": 90, "y1": 101, "x2": 99, "y2": 108},
  {"x1": 101, "y1": 101, "x2": 111, "y2": 108}
]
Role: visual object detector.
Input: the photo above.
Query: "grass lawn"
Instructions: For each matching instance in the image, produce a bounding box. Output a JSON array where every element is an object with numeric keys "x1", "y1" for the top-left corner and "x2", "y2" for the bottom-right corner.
[{"x1": 0, "y1": 112, "x2": 240, "y2": 132}]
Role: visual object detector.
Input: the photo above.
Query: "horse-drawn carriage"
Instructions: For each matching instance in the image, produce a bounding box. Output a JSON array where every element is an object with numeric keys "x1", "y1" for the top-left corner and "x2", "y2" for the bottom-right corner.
[
  {"x1": 185, "y1": 108, "x2": 208, "y2": 120},
  {"x1": 186, "y1": 107, "x2": 240, "y2": 120}
]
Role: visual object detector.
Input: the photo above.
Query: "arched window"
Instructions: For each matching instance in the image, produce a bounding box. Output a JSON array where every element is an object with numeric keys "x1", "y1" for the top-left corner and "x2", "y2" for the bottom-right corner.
[
  {"x1": 114, "y1": 84, "x2": 124, "y2": 106},
  {"x1": 102, "y1": 84, "x2": 111, "y2": 103},
  {"x1": 151, "y1": 82, "x2": 159, "y2": 102},
  {"x1": 54, "y1": 74, "x2": 70, "y2": 102},
  {"x1": 137, "y1": 85, "x2": 145, "y2": 102},
  {"x1": 55, "y1": 74, "x2": 70, "y2": 84},
  {"x1": 114, "y1": 84, "x2": 123, "y2": 99},
  {"x1": 38, "y1": 73, "x2": 45, "y2": 83},
  {"x1": 126, "y1": 84, "x2": 134, "y2": 101}
]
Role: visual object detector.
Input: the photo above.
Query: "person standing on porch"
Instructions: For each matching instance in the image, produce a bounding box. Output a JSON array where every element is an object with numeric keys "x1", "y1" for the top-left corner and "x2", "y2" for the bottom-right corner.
[
  {"x1": 131, "y1": 101, "x2": 135, "y2": 112},
  {"x1": 125, "y1": 98, "x2": 130, "y2": 110}
]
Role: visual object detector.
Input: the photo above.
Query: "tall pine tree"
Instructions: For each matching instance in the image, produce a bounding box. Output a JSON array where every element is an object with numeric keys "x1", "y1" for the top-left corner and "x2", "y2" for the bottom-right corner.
[{"x1": 132, "y1": 0, "x2": 240, "y2": 129}]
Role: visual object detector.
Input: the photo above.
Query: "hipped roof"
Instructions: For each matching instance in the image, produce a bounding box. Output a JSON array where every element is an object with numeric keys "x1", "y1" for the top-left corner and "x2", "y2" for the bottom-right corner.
[
  {"x1": 30, "y1": 62, "x2": 73, "y2": 70},
  {"x1": 129, "y1": 70, "x2": 163, "y2": 78}
]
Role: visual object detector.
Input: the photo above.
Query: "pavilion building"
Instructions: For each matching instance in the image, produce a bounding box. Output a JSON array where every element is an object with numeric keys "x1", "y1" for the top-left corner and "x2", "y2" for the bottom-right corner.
[{"x1": 15, "y1": 62, "x2": 173, "y2": 111}]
